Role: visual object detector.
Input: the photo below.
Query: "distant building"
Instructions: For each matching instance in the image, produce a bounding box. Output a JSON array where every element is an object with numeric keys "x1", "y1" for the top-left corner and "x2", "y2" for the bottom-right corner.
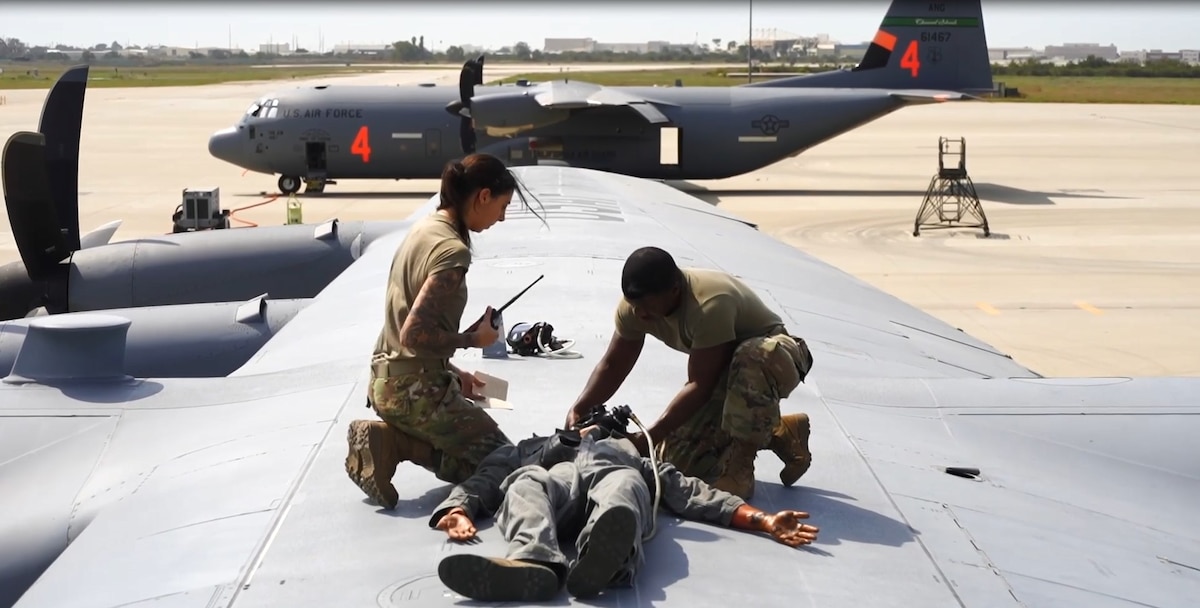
[
  {"x1": 596, "y1": 42, "x2": 647, "y2": 54},
  {"x1": 1182, "y1": 49, "x2": 1200, "y2": 65},
  {"x1": 1145, "y1": 49, "x2": 1183, "y2": 62},
  {"x1": 543, "y1": 38, "x2": 595, "y2": 53},
  {"x1": 1044, "y1": 42, "x2": 1118, "y2": 61},
  {"x1": 259, "y1": 42, "x2": 290, "y2": 55},
  {"x1": 332, "y1": 43, "x2": 392, "y2": 55},
  {"x1": 988, "y1": 47, "x2": 1041, "y2": 62},
  {"x1": 835, "y1": 43, "x2": 871, "y2": 61}
]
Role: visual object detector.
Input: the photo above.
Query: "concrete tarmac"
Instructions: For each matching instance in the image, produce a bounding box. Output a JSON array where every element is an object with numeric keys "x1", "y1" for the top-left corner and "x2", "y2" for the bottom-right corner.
[{"x1": 1, "y1": 67, "x2": 1197, "y2": 378}]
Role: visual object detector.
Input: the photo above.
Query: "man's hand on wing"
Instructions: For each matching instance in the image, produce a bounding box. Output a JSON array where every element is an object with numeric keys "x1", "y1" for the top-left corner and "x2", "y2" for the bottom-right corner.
[
  {"x1": 765, "y1": 510, "x2": 820, "y2": 547},
  {"x1": 435, "y1": 507, "x2": 478, "y2": 542}
]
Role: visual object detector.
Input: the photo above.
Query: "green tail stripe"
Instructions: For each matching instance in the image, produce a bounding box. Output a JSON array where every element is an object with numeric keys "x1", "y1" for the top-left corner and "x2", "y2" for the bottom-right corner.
[{"x1": 882, "y1": 17, "x2": 980, "y2": 27}]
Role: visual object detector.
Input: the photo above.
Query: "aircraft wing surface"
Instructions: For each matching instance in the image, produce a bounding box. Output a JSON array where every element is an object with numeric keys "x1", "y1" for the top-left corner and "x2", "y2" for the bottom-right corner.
[
  {"x1": 7, "y1": 167, "x2": 1200, "y2": 608},
  {"x1": 529, "y1": 79, "x2": 671, "y2": 124}
]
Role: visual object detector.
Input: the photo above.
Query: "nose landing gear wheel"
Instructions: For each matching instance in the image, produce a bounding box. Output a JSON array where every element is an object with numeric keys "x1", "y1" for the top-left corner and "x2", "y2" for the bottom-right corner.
[{"x1": 278, "y1": 175, "x2": 301, "y2": 195}]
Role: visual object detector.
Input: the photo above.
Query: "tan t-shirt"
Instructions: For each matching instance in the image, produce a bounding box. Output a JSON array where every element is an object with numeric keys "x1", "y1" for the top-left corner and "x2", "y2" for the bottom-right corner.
[
  {"x1": 374, "y1": 212, "x2": 472, "y2": 363},
  {"x1": 613, "y1": 268, "x2": 784, "y2": 354}
]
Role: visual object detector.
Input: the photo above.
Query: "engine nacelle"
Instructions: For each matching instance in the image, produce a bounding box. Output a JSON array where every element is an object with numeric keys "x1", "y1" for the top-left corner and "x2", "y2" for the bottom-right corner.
[
  {"x1": 0, "y1": 297, "x2": 313, "y2": 378},
  {"x1": 63, "y1": 219, "x2": 402, "y2": 312},
  {"x1": 470, "y1": 91, "x2": 570, "y2": 134}
]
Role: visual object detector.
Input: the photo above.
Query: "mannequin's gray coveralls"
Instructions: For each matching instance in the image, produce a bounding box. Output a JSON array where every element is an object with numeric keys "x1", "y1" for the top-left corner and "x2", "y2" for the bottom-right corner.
[{"x1": 428, "y1": 431, "x2": 747, "y2": 585}]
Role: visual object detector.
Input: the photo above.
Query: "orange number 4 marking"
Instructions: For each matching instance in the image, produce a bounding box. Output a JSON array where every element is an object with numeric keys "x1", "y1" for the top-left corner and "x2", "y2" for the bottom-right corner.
[
  {"x1": 351, "y1": 125, "x2": 372, "y2": 163},
  {"x1": 900, "y1": 40, "x2": 921, "y2": 78}
]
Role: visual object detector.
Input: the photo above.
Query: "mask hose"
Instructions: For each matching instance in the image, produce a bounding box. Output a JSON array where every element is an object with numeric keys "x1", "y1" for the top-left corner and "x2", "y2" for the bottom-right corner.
[
  {"x1": 535, "y1": 327, "x2": 582, "y2": 359},
  {"x1": 628, "y1": 411, "x2": 661, "y2": 542}
]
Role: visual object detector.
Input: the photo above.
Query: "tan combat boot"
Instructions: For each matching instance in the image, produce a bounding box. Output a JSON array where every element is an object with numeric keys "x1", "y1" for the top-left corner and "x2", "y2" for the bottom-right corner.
[
  {"x1": 345, "y1": 420, "x2": 403, "y2": 509},
  {"x1": 769, "y1": 413, "x2": 812, "y2": 487},
  {"x1": 712, "y1": 441, "x2": 758, "y2": 500}
]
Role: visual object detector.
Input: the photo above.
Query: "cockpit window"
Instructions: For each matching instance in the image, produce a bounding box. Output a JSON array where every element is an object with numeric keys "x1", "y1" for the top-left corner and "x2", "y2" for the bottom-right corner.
[{"x1": 245, "y1": 98, "x2": 279, "y2": 119}]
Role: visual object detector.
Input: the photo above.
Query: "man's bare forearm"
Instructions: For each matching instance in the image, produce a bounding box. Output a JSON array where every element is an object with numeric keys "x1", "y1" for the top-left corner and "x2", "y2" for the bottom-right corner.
[
  {"x1": 572, "y1": 358, "x2": 635, "y2": 411},
  {"x1": 646, "y1": 381, "x2": 716, "y2": 440},
  {"x1": 729, "y1": 504, "x2": 770, "y2": 533}
]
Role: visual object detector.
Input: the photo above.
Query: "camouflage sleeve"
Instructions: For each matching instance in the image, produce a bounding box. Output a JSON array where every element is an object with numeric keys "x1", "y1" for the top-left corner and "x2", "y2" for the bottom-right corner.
[
  {"x1": 428, "y1": 444, "x2": 521, "y2": 528},
  {"x1": 638, "y1": 457, "x2": 746, "y2": 526}
]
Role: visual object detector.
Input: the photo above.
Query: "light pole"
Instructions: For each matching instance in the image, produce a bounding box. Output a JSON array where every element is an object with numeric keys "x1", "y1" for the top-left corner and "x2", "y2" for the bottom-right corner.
[{"x1": 747, "y1": 0, "x2": 753, "y2": 83}]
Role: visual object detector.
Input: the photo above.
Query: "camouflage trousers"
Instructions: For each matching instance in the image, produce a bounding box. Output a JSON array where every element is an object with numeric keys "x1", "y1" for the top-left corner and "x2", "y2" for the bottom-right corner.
[
  {"x1": 370, "y1": 367, "x2": 512, "y2": 485},
  {"x1": 654, "y1": 333, "x2": 812, "y2": 484}
]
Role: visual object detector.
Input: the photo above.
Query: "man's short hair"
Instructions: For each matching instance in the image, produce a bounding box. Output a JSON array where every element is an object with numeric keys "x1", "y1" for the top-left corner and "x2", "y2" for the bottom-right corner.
[{"x1": 621, "y1": 246, "x2": 681, "y2": 300}]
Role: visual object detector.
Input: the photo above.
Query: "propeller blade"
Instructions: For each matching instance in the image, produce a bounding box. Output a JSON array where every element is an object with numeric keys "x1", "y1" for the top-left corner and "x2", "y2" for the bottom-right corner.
[
  {"x1": 472, "y1": 54, "x2": 485, "y2": 87},
  {"x1": 458, "y1": 58, "x2": 477, "y2": 112},
  {"x1": 37, "y1": 64, "x2": 88, "y2": 253},
  {"x1": 459, "y1": 116, "x2": 476, "y2": 154},
  {"x1": 456, "y1": 54, "x2": 486, "y2": 154},
  {"x1": 2, "y1": 131, "x2": 70, "y2": 281}
]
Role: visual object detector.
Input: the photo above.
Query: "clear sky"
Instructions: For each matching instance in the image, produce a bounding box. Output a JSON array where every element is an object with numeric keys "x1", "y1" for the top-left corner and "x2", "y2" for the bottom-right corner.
[{"x1": 3, "y1": 1, "x2": 1198, "y2": 53}]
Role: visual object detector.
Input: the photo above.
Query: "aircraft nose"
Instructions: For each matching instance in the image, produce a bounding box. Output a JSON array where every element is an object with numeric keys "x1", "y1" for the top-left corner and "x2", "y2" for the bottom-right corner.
[{"x1": 208, "y1": 127, "x2": 242, "y2": 164}]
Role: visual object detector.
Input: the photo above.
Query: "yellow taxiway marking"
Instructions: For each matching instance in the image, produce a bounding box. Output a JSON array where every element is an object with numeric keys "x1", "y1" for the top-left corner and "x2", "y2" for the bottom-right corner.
[
  {"x1": 1074, "y1": 301, "x2": 1104, "y2": 315},
  {"x1": 976, "y1": 302, "x2": 1000, "y2": 315}
]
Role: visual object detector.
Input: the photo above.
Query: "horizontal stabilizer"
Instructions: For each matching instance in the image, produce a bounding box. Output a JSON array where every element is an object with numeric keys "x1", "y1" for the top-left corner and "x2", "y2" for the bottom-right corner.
[{"x1": 888, "y1": 89, "x2": 984, "y2": 104}]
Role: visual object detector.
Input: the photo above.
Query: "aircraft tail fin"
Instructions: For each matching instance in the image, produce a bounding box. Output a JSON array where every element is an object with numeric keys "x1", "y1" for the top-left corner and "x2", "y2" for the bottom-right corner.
[
  {"x1": 746, "y1": 0, "x2": 993, "y2": 94},
  {"x1": 37, "y1": 64, "x2": 89, "y2": 252}
]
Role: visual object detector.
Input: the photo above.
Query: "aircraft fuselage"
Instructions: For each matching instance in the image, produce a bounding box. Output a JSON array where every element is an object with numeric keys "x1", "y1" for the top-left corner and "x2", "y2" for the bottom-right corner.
[{"x1": 208, "y1": 82, "x2": 910, "y2": 192}]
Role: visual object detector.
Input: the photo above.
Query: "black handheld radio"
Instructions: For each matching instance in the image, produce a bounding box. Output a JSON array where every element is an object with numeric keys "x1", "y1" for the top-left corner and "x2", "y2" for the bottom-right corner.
[{"x1": 490, "y1": 274, "x2": 545, "y2": 330}]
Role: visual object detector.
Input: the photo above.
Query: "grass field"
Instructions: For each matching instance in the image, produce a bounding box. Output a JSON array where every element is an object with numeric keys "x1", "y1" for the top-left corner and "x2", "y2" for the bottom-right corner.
[
  {"x1": 497, "y1": 69, "x2": 1200, "y2": 104},
  {"x1": 0, "y1": 64, "x2": 392, "y2": 89}
]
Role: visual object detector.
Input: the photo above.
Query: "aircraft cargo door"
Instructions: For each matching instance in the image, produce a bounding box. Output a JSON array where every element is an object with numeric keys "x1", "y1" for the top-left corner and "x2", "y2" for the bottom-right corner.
[{"x1": 659, "y1": 126, "x2": 680, "y2": 175}]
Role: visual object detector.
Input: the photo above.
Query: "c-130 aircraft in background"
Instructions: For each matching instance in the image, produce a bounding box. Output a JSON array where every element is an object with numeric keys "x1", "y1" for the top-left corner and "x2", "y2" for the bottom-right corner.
[{"x1": 208, "y1": 0, "x2": 995, "y2": 195}]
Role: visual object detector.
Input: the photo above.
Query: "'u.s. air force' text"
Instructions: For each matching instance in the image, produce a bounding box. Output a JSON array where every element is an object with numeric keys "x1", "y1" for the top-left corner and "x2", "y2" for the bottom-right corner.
[{"x1": 283, "y1": 108, "x2": 365, "y2": 119}]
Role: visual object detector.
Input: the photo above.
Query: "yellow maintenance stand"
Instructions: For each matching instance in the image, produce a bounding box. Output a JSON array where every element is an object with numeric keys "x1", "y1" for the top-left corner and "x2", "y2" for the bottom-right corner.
[{"x1": 285, "y1": 194, "x2": 303, "y2": 225}]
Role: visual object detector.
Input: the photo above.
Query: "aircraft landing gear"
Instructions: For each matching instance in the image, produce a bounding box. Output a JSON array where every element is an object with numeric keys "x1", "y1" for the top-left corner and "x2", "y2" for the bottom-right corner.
[
  {"x1": 304, "y1": 178, "x2": 327, "y2": 194},
  {"x1": 278, "y1": 175, "x2": 301, "y2": 195}
]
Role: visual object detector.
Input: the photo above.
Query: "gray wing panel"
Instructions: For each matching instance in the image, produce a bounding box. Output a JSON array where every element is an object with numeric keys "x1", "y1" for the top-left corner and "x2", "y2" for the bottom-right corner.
[
  {"x1": 7, "y1": 372, "x2": 361, "y2": 608},
  {"x1": 817, "y1": 376, "x2": 1200, "y2": 608},
  {"x1": 0, "y1": 416, "x2": 118, "y2": 608},
  {"x1": 222, "y1": 371, "x2": 964, "y2": 608}
]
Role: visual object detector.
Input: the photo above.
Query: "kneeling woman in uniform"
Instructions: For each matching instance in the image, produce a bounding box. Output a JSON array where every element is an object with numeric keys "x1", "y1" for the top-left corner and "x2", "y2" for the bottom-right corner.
[{"x1": 346, "y1": 152, "x2": 543, "y2": 510}]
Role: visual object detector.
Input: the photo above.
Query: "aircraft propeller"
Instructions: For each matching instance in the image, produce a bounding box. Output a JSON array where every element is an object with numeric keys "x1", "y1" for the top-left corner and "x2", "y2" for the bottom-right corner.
[
  {"x1": 445, "y1": 55, "x2": 485, "y2": 154},
  {"x1": 1, "y1": 132, "x2": 73, "y2": 320},
  {"x1": 0, "y1": 65, "x2": 89, "y2": 321}
]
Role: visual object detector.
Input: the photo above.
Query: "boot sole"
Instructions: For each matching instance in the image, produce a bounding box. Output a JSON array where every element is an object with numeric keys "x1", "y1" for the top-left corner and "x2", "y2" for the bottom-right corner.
[
  {"x1": 345, "y1": 422, "x2": 398, "y2": 509},
  {"x1": 566, "y1": 506, "x2": 638, "y2": 598},
  {"x1": 438, "y1": 554, "x2": 560, "y2": 602}
]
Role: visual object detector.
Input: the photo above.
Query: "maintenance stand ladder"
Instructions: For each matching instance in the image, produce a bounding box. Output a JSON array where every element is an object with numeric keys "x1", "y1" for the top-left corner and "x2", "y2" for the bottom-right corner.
[{"x1": 913, "y1": 137, "x2": 990, "y2": 237}]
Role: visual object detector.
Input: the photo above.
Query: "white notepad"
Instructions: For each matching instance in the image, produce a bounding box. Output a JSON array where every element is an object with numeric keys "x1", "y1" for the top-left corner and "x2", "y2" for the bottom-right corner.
[{"x1": 472, "y1": 371, "x2": 513, "y2": 410}]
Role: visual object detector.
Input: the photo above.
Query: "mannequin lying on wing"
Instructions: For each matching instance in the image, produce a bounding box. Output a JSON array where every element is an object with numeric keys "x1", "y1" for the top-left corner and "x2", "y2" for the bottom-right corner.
[{"x1": 429, "y1": 404, "x2": 821, "y2": 603}]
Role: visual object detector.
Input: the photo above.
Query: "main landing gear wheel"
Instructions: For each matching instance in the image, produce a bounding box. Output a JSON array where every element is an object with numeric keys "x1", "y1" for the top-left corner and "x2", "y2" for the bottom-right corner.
[{"x1": 278, "y1": 175, "x2": 301, "y2": 195}]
